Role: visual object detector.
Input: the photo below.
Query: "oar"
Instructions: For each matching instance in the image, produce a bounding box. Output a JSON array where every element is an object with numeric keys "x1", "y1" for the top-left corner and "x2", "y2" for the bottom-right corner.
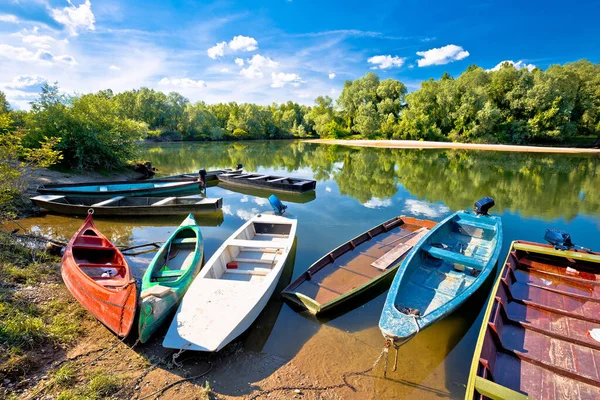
[{"x1": 378, "y1": 230, "x2": 420, "y2": 250}]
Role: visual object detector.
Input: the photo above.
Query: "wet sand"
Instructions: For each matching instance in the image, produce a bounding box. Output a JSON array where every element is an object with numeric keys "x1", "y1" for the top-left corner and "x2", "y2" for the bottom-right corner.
[{"x1": 304, "y1": 139, "x2": 600, "y2": 154}]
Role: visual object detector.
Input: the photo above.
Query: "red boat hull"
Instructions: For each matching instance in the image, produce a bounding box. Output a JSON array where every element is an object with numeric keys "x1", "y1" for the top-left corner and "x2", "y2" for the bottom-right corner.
[{"x1": 61, "y1": 214, "x2": 137, "y2": 337}]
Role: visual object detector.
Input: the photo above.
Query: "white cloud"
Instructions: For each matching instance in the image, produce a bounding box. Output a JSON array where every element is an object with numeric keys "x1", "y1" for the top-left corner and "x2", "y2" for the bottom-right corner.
[
  {"x1": 240, "y1": 54, "x2": 278, "y2": 79},
  {"x1": 367, "y1": 55, "x2": 406, "y2": 69},
  {"x1": 222, "y1": 205, "x2": 233, "y2": 216},
  {"x1": 4, "y1": 75, "x2": 46, "y2": 89},
  {"x1": 108, "y1": 65, "x2": 120, "y2": 71},
  {"x1": 325, "y1": 186, "x2": 332, "y2": 192},
  {"x1": 416, "y1": 44, "x2": 469, "y2": 67},
  {"x1": 208, "y1": 36, "x2": 258, "y2": 59},
  {"x1": 18, "y1": 33, "x2": 64, "y2": 49},
  {"x1": 271, "y1": 72, "x2": 303, "y2": 88},
  {"x1": 158, "y1": 77, "x2": 206, "y2": 88},
  {"x1": 0, "y1": 14, "x2": 19, "y2": 23},
  {"x1": 220, "y1": 67, "x2": 229, "y2": 73},
  {"x1": 51, "y1": 0, "x2": 96, "y2": 36},
  {"x1": 236, "y1": 208, "x2": 259, "y2": 221},
  {"x1": 363, "y1": 197, "x2": 393, "y2": 209},
  {"x1": 328, "y1": 72, "x2": 335, "y2": 79},
  {"x1": 253, "y1": 197, "x2": 269, "y2": 206},
  {"x1": 207, "y1": 41, "x2": 226, "y2": 59},
  {"x1": 0, "y1": 44, "x2": 76, "y2": 65},
  {"x1": 240, "y1": 195, "x2": 249, "y2": 203},
  {"x1": 402, "y1": 199, "x2": 450, "y2": 218},
  {"x1": 488, "y1": 60, "x2": 536, "y2": 72},
  {"x1": 228, "y1": 35, "x2": 258, "y2": 52}
]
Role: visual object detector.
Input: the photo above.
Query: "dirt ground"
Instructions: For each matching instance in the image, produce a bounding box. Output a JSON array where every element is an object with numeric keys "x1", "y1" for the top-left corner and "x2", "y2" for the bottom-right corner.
[{"x1": 304, "y1": 139, "x2": 600, "y2": 153}]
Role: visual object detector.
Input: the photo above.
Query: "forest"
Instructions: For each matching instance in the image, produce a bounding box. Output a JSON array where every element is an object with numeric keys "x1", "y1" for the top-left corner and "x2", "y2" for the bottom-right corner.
[{"x1": 0, "y1": 59, "x2": 599, "y2": 171}]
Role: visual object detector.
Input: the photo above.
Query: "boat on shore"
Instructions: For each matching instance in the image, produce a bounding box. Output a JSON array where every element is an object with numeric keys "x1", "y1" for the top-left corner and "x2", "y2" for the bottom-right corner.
[
  {"x1": 37, "y1": 178, "x2": 203, "y2": 197},
  {"x1": 163, "y1": 213, "x2": 297, "y2": 352},
  {"x1": 465, "y1": 234, "x2": 600, "y2": 400},
  {"x1": 31, "y1": 194, "x2": 222, "y2": 216},
  {"x1": 138, "y1": 214, "x2": 204, "y2": 343},
  {"x1": 61, "y1": 214, "x2": 137, "y2": 337},
  {"x1": 218, "y1": 171, "x2": 316, "y2": 194},
  {"x1": 282, "y1": 216, "x2": 436, "y2": 315},
  {"x1": 379, "y1": 198, "x2": 502, "y2": 344}
]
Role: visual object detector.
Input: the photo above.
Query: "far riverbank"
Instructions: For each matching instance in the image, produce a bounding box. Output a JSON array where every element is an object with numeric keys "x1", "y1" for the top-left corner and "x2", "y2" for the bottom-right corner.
[{"x1": 304, "y1": 139, "x2": 600, "y2": 154}]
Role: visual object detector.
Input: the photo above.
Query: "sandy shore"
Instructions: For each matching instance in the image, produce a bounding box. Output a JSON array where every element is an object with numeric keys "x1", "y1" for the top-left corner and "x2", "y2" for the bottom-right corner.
[{"x1": 304, "y1": 139, "x2": 600, "y2": 154}]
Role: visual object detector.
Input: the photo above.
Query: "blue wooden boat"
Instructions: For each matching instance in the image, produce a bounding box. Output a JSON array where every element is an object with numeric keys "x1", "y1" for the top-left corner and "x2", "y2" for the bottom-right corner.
[
  {"x1": 37, "y1": 178, "x2": 203, "y2": 197},
  {"x1": 379, "y1": 198, "x2": 502, "y2": 344}
]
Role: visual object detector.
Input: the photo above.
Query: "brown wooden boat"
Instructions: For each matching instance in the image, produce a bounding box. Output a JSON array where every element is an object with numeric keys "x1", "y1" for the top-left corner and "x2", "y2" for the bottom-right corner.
[
  {"x1": 466, "y1": 240, "x2": 600, "y2": 400},
  {"x1": 61, "y1": 214, "x2": 137, "y2": 337},
  {"x1": 281, "y1": 216, "x2": 436, "y2": 315}
]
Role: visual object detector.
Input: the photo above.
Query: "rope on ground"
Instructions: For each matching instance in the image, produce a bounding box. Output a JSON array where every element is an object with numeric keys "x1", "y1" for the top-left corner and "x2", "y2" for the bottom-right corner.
[
  {"x1": 73, "y1": 336, "x2": 140, "y2": 374},
  {"x1": 137, "y1": 362, "x2": 213, "y2": 400},
  {"x1": 247, "y1": 341, "x2": 392, "y2": 400}
]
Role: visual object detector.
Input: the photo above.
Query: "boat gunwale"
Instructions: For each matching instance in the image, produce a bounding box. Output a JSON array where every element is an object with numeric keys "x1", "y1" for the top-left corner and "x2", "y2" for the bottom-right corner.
[
  {"x1": 464, "y1": 240, "x2": 600, "y2": 400},
  {"x1": 281, "y1": 215, "x2": 437, "y2": 315}
]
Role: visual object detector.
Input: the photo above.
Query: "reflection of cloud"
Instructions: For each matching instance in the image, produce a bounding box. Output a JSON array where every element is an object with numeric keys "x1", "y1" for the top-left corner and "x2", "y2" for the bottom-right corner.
[
  {"x1": 325, "y1": 186, "x2": 332, "y2": 192},
  {"x1": 222, "y1": 205, "x2": 233, "y2": 216},
  {"x1": 236, "y1": 208, "x2": 259, "y2": 221},
  {"x1": 403, "y1": 199, "x2": 450, "y2": 218},
  {"x1": 363, "y1": 197, "x2": 392, "y2": 209},
  {"x1": 253, "y1": 197, "x2": 269, "y2": 206},
  {"x1": 240, "y1": 195, "x2": 249, "y2": 203}
]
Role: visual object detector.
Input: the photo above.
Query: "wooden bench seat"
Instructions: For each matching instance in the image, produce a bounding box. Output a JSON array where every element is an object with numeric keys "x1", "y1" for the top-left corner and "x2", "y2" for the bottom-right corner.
[{"x1": 91, "y1": 196, "x2": 125, "y2": 207}]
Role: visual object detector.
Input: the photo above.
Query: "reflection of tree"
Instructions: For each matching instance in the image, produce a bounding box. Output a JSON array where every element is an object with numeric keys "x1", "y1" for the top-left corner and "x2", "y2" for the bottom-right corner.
[{"x1": 142, "y1": 141, "x2": 599, "y2": 220}]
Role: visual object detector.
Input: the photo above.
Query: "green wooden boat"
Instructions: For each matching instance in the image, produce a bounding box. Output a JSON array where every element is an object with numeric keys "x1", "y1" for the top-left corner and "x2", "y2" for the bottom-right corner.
[{"x1": 138, "y1": 214, "x2": 204, "y2": 343}]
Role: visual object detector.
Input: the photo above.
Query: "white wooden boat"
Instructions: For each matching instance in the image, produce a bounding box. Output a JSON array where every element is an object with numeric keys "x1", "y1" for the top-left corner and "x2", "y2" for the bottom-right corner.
[{"x1": 163, "y1": 213, "x2": 297, "y2": 351}]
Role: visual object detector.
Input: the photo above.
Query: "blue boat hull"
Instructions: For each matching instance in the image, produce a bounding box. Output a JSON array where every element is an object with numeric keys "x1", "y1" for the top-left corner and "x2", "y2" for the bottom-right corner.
[{"x1": 379, "y1": 210, "x2": 502, "y2": 343}]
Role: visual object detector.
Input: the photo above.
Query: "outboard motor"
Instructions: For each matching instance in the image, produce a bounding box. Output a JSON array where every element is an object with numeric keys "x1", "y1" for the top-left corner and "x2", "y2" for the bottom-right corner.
[
  {"x1": 236, "y1": 163, "x2": 243, "y2": 170},
  {"x1": 269, "y1": 194, "x2": 287, "y2": 216},
  {"x1": 474, "y1": 197, "x2": 495, "y2": 216},
  {"x1": 199, "y1": 168, "x2": 207, "y2": 187},
  {"x1": 545, "y1": 229, "x2": 574, "y2": 250}
]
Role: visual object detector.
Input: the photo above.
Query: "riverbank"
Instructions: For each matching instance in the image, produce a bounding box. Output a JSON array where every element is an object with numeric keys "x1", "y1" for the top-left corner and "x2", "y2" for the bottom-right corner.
[{"x1": 304, "y1": 139, "x2": 600, "y2": 154}]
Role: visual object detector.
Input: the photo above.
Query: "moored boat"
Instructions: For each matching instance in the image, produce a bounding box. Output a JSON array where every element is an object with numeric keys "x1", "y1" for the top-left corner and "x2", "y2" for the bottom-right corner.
[
  {"x1": 163, "y1": 213, "x2": 297, "y2": 351},
  {"x1": 31, "y1": 194, "x2": 222, "y2": 216},
  {"x1": 465, "y1": 233, "x2": 600, "y2": 400},
  {"x1": 218, "y1": 171, "x2": 316, "y2": 194},
  {"x1": 162, "y1": 168, "x2": 241, "y2": 181},
  {"x1": 138, "y1": 214, "x2": 204, "y2": 343},
  {"x1": 379, "y1": 198, "x2": 502, "y2": 344},
  {"x1": 37, "y1": 178, "x2": 203, "y2": 197},
  {"x1": 282, "y1": 216, "x2": 436, "y2": 315},
  {"x1": 61, "y1": 214, "x2": 137, "y2": 337}
]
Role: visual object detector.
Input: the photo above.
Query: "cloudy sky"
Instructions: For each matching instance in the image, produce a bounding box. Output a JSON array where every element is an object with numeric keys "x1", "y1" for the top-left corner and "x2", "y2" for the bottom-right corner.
[{"x1": 0, "y1": 0, "x2": 598, "y2": 109}]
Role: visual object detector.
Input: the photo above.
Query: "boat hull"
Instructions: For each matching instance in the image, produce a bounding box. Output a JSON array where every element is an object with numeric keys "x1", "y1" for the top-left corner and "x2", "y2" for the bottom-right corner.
[
  {"x1": 282, "y1": 216, "x2": 437, "y2": 316},
  {"x1": 38, "y1": 178, "x2": 203, "y2": 197},
  {"x1": 61, "y1": 215, "x2": 137, "y2": 337},
  {"x1": 218, "y1": 172, "x2": 316, "y2": 194},
  {"x1": 465, "y1": 241, "x2": 600, "y2": 400}
]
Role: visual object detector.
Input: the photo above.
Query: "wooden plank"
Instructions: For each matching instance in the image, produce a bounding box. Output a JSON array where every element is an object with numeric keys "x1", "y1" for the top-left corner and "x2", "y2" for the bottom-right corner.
[
  {"x1": 151, "y1": 197, "x2": 176, "y2": 206},
  {"x1": 225, "y1": 269, "x2": 269, "y2": 276},
  {"x1": 268, "y1": 177, "x2": 288, "y2": 183},
  {"x1": 405, "y1": 227, "x2": 429, "y2": 246},
  {"x1": 229, "y1": 239, "x2": 287, "y2": 249},
  {"x1": 91, "y1": 196, "x2": 125, "y2": 207},
  {"x1": 233, "y1": 257, "x2": 278, "y2": 265},
  {"x1": 247, "y1": 175, "x2": 270, "y2": 180},
  {"x1": 371, "y1": 243, "x2": 413, "y2": 270}
]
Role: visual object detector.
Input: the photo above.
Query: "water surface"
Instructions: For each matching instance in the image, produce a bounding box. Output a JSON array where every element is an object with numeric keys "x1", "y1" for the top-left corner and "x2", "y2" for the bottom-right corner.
[{"x1": 21, "y1": 140, "x2": 600, "y2": 398}]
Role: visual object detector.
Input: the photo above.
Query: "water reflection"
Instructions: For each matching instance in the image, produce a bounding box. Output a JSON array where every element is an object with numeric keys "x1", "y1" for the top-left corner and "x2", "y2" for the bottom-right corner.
[{"x1": 148, "y1": 141, "x2": 599, "y2": 220}]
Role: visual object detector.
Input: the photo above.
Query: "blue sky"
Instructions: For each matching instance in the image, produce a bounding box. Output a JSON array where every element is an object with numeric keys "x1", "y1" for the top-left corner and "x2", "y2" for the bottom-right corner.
[{"x1": 0, "y1": 0, "x2": 598, "y2": 109}]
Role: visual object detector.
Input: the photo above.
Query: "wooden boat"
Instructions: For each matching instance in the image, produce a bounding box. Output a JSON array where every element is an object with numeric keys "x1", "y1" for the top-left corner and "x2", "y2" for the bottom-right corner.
[
  {"x1": 31, "y1": 194, "x2": 222, "y2": 216},
  {"x1": 282, "y1": 216, "x2": 436, "y2": 315},
  {"x1": 61, "y1": 214, "x2": 137, "y2": 337},
  {"x1": 163, "y1": 213, "x2": 297, "y2": 351},
  {"x1": 138, "y1": 214, "x2": 204, "y2": 343},
  {"x1": 217, "y1": 181, "x2": 317, "y2": 204},
  {"x1": 37, "y1": 177, "x2": 203, "y2": 197},
  {"x1": 218, "y1": 171, "x2": 316, "y2": 194},
  {"x1": 379, "y1": 203, "x2": 502, "y2": 344},
  {"x1": 465, "y1": 239, "x2": 600, "y2": 400},
  {"x1": 162, "y1": 168, "x2": 241, "y2": 181}
]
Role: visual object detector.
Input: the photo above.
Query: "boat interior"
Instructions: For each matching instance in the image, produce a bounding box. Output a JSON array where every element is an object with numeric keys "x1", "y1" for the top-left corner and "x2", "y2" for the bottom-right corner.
[
  {"x1": 203, "y1": 221, "x2": 293, "y2": 284},
  {"x1": 52, "y1": 180, "x2": 189, "y2": 192},
  {"x1": 222, "y1": 172, "x2": 312, "y2": 186},
  {"x1": 394, "y1": 214, "x2": 498, "y2": 317},
  {"x1": 474, "y1": 245, "x2": 600, "y2": 399},
  {"x1": 44, "y1": 195, "x2": 215, "y2": 207},
  {"x1": 289, "y1": 218, "x2": 433, "y2": 306},
  {"x1": 72, "y1": 228, "x2": 128, "y2": 286},
  {"x1": 150, "y1": 228, "x2": 198, "y2": 283}
]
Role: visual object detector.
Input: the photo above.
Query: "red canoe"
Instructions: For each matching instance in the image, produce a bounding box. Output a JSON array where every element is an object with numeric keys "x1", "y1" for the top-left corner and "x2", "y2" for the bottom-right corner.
[{"x1": 61, "y1": 214, "x2": 137, "y2": 337}]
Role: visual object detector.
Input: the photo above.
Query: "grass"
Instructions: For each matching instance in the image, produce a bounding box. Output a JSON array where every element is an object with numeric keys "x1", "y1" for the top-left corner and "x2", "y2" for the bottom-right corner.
[{"x1": 54, "y1": 368, "x2": 123, "y2": 400}]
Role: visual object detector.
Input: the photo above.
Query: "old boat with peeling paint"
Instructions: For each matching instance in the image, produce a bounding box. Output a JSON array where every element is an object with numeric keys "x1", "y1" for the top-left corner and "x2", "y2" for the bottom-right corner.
[
  {"x1": 163, "y1": 213, "x2": 297, "y2": 352},
  {"x1": 379, "y1": 203, "x2": 502, "y2": 344},
  {"x1": 61, "y1": 214, "x2": 137, "y2": 337},
  {"x1": 37, "y1": 178, "x2": 203, "y2": 197},
  {"x1": 138, "y1": 214, "x2": 204, "y2": 343},
  {"x1": 218, "y1": 171, "x2": 316, "y2": 194},
  {"x1": 31, "y1": 194, "x2": 222, "y2": 216},
  {"x1": 465, "y1": 239, "x2": 600, "y2": 400},
  {"x1": 282, "y1": 216, "x2": 436, "y2": 315}
]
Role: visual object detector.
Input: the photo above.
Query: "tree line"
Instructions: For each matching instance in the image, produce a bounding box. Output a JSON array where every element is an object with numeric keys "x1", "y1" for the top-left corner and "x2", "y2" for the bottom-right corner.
[{"x1": 0, "y1": 59, "x2": 598, "y2": 170}]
